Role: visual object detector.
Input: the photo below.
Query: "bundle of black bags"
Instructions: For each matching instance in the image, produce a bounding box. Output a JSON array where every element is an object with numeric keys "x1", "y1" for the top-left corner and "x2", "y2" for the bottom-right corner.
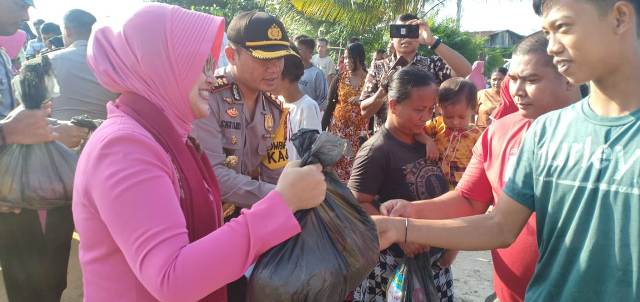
[{"x1": 0, "y1": 55, "x2": 77, "y2": 210}]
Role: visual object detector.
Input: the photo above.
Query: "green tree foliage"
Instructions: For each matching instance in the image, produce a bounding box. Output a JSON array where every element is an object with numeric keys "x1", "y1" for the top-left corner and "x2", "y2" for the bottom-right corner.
[
  {"x1": 427, "y1": 18, "x2": 486, "y2": 63},
  {"x1": 151, "y1": 0, "x2": 264, "y2": 23},
  {"x1": 484, "y1": 48, "x2": 512, "y2": 76},
  {"x1": 152, "y1": 0, "x2": 487, "y2": 67},
  {"x1": 282, "y1": 0, "x2": 433, "y2": 32}
]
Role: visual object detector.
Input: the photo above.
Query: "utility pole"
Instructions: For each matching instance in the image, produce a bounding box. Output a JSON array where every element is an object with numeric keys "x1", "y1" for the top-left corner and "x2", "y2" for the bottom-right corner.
[{"x1": 456, "y1": 0, "x2": 463, "y2": 29}]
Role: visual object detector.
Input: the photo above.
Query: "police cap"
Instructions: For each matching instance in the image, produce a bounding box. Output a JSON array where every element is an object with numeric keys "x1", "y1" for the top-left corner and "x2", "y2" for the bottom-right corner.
[{"x1": 227, "y1": 11, "x2": 297, "y2": 60}]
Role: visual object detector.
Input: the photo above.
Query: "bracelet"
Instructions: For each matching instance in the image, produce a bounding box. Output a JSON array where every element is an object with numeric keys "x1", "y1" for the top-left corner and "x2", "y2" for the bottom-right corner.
[
  {"x1": 430, "y1": 37, "x2": 442, "y2": 51},
  {"x1": 404, "y1": 218, "x2": 409, "y2": 244}
]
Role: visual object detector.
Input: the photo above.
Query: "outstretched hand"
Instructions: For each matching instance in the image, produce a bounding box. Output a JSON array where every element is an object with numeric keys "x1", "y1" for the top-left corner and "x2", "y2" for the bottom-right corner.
[{"x1": 380, "y1": 199, "x2": 415, "y2": 218}]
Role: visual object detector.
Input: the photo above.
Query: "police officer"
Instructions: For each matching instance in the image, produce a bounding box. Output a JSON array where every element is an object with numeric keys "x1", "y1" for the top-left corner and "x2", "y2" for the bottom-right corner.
[
  {"x1": 193, "y1": 11, "x2": 295, "y2": 210},
  {"x1": 192, "y1": 11, "x2": 297, "y2": 301}
]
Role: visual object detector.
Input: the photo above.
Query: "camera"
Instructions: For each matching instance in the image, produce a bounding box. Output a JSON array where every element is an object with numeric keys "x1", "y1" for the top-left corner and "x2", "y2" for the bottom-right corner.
[{"x1": 389, "y1": 24, "x2": 419, "y2": 39}]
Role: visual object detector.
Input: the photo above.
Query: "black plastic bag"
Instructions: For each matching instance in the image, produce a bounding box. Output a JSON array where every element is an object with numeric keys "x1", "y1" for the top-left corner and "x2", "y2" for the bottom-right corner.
[
  {"x1": 0, "y1": 55, "x2": 78, "y2": 209},
  {"x1": 247, "y1": 129, "x2": 379, "y2": 302},
  {"x1": 387, "y1": 253, "x2": 439, "y2": 302}
]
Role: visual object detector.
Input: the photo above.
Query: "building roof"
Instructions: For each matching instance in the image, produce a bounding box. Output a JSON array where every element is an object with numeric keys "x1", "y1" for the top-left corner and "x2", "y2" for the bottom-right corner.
[{"x1": 470, "y1": 29, "x2": 525, "y2": 39}]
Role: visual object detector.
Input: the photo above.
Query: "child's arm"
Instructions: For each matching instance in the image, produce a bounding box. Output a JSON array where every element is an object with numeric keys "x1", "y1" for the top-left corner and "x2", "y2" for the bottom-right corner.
[{"x1": 416, "y1": 132, "x2": 440, "y2": 161}]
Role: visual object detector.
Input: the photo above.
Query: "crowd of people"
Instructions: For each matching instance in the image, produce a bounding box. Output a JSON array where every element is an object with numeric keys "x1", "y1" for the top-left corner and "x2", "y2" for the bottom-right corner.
[{"x1": 0, "y1": 0, "x2": 639, "y2": 301}]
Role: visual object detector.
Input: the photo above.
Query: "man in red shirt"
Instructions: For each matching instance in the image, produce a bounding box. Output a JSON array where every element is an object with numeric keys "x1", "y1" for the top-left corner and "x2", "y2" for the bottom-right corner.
[{"x1": 380, "y1": 32, "x2": 581, "y2": 302}]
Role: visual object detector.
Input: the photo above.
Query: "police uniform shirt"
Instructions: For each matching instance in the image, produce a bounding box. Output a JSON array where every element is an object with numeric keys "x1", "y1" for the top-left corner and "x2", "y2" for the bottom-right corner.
[
  {"x1": 192, "y1": 67, "x2": 288, "y2": 208},
  {"x1": 48, "y1": 40, "x2": 119, "y2": 120}
]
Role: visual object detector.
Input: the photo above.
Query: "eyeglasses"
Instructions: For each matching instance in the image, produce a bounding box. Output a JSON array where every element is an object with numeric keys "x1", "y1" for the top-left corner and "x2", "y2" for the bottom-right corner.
[{"x1": 203, "y1": 55, "x2": 216, "y2": 78}]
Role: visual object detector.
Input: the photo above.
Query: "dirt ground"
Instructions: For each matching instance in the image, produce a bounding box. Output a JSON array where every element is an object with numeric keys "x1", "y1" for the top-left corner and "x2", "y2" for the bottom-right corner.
[{"x1": 1, "y1": 241, "x2": 494, "y2": 302}]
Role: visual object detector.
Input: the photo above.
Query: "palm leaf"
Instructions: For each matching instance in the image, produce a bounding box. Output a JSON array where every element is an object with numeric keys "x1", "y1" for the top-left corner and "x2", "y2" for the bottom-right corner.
[{"x1": 283, "y1": 0, "x2": 437, "y2": 31}]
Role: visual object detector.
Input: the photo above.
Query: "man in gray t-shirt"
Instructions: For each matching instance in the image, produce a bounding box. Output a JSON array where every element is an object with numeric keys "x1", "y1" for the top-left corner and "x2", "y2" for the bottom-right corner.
[
  {"x1": 0, "y1": 50, "x2": 15, "y2": 119},
  {"x1": 295, "y1": 37, "x2": 328, "y2": 111},
  {"x1": 50, "y1": 9, "x2": 118, "y2": 121}
]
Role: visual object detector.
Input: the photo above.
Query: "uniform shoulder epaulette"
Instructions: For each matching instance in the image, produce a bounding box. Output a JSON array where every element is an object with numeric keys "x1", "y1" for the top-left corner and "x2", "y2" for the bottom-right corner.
[
  {"x1": 40, "y1": 47, "x2": 65, "y2": 58},
  {"x1": 263, "y1": 92, "x2": 284, "y2": 111},
  {"x1": 211, "y1": 74, "x2": 232, "y2": 91}
]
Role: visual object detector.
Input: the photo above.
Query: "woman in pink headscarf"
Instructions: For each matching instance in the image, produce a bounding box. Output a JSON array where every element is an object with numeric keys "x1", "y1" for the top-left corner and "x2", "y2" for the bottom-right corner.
[
  {"x1": 73, "y1": 4, "x2": 326, "y2": 302},
  {"x1": 466, "y1": 60, "x2": 486, "y2": 90}
]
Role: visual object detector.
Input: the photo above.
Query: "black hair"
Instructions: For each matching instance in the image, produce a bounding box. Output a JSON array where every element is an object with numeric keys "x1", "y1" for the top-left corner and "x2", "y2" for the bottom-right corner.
[
  {"x1": 513, "y1": 31, "x2": 555, "y2": 69},
  {"x1": 64, "y1": 9, "x2": 97, "y2": 35},
  {"x1": 396, "y1": 13, "x2": 419, "y2": 23},
  {"x1": 295, "y1": 37, "x2": 316, "y2": 52},
  {"x1": 46, "y1": 36, "x2": 64, "y2": 49},
  {"x1": 20, "y1": 21, "x2": 36, "y2": 40},
  {"x1": 438, "y1": 77, "x2": 478, "y2": 109},
  {"x1": 282, "y1": 44, "x2": 305, "y2": 83},
  {"x1": 533, "y1": 0, "x2": 640, "y2": 17},
  {"x1": 580, "y1": 83, "x2": 591, "y2": 98},
  {"x1": 348, "y1": 37, "x2": 360, "y2": 44},
  {"x1": 317, "y1": 38, "x2": 328, "y2": 45},
  {"x1": 40, "y1": 22, "x2": 62, "y2": 36},
  {"x1": 346, "y1": 42, "x2": 367, "y2": 72},
  {"x1": 493, "y1": 67, "x2": 508, "y2": 76},
  {"x1": 388, "y1": 66, "x2": 436, "y2": 104},
  {"x1": 32, "y1": 19, "x2": 45, "y2": 27},
  {"x1": 294, "y1": 34, "x2": 310, "y2": 42},
  {"x1": 376, "y1": 49, "x2": 386, "y2": 55},
  {"x1": 19, "y1": 55, "x2": 54, "y2": 109}
]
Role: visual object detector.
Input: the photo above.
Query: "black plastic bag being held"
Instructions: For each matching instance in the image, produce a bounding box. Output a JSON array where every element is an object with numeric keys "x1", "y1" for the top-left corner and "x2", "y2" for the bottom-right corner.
[
  {"x1": 386, "y1": 253, "x2": 439, "y2": 302},
  {"x1": 0, "y1": 55, "x2": 78, "y2": 210},
  {"x1": 247, "y1": 129, "x2": 379, "y2": 302}
]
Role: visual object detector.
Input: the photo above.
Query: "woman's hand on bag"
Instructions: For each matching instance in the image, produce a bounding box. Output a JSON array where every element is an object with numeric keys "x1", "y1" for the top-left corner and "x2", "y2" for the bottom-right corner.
[
  {"x1": 437, "y1": 250, "x2": 459, "y2": 268},
  {"x1": 54, "y1": 121, "x2": 89, "y2": 148},
  {"x1": 399, "y1": 242, "x2": 430, "y2": 258},
  {"x1": 276, "y1": 160, "x2": 326, "y2": 212}
]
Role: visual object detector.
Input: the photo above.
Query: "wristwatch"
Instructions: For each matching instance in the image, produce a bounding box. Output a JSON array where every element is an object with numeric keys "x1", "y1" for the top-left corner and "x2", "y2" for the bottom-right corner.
[{"x1": 430, "y1": 36, "x2": 442, "y2": 51}]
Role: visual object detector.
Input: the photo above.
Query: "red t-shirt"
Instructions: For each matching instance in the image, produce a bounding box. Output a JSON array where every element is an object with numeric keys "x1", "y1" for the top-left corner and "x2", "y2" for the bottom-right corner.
[{"x1": 456, "y1": 112, "x2": 538, "y2": 302}]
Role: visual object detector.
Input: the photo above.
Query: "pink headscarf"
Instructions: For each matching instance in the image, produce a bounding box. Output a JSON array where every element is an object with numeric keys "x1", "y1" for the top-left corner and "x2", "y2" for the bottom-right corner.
[
  {"x1": 87, "y1": 3, "x2": 224, "y2": 139},
  {"x1": 0, "y1": 30, "x2": 27, "y2": 59},
  {"x1": 87, "y1": 5, "x2": 226, "y2": 301},
  {"x1": 467, "y1": 60, "x2": 486, "y2": 90}
]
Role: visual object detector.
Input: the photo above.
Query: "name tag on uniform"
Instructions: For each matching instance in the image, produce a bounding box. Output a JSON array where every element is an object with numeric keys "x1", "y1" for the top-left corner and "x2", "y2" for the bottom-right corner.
[{"x1": 220, "y1": 120, "x2": 241, "y2": 130}]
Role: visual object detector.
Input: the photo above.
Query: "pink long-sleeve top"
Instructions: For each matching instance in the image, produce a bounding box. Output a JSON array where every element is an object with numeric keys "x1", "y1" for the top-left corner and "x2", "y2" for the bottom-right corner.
[{"x1": 72, "y1": 104, "x2": 301, "y2": 302}]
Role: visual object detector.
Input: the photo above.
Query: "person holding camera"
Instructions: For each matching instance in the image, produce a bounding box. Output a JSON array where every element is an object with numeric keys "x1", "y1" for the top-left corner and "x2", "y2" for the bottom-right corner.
[{"x1": 360, "y1": 13, "x2": 472, "y2": 134}]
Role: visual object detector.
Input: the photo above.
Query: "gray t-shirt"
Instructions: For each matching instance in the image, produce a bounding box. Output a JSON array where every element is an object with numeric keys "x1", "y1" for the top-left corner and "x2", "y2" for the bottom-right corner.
[
  {"x1": 49, "y1": 40, "x2": 119, "y2": 120},
  {"x1": 298, "y1": 65, "x2": 328, "y2": 111},
  {"x1": 0, "y1": 50, "x2": 15, "y2": 119}
]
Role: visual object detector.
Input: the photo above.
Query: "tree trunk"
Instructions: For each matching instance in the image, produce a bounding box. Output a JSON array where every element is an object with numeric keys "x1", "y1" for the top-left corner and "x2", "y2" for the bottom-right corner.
[{"x1": 456, "y1": 0, "x2": 462, "y2": 29}]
